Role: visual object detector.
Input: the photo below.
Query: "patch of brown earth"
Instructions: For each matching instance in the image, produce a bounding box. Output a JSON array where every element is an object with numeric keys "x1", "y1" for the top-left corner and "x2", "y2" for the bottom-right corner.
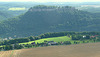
[
  {"x1": 1, "y1": 43, "x2": 100, "y2": 57},
  {"x1": 19, "y1": 43, "x2": 100, "y2": 57}
]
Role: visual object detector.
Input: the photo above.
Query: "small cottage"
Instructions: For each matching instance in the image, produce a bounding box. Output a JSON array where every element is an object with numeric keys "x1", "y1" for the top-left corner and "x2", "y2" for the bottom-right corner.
[{"x1": 47, "y1": 41, "x2": 57, "y2": 45}]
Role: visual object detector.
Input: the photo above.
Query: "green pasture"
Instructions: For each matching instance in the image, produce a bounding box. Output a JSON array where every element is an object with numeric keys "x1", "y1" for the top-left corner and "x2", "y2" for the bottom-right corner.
[
  {"x1": 0, "y1": 36, "x2": 95, "y2": 48},
  {"x1": 20, "y1": 36, "x2": 71, "y2": 44},
  {"x1": 8, "y1": 7, "x2": 26, "y2": 11},
  {"x1": 20, "y1": 36, "x2": 93, "y2": 45},
  {"x1": 0, "y1": 46, "x2": 3, "y2": 47}
]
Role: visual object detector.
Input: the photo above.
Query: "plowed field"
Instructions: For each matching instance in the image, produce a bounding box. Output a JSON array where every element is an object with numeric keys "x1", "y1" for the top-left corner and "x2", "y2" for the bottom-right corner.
[{"x1": 1, "y1": 43, "x2": 100, "y2": 57}]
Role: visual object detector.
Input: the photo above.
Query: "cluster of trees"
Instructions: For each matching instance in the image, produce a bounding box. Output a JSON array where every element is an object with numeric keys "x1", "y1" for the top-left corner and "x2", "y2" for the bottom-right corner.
[
  {"x1": 72, "y1": 35, "x2": 90, "y2": 40},
  {"x1": 0, "y1": 44, "x2": 24, "y2": 51},
  {"x1": 0, "y1": 40, "x2": 72, "y2": 51},
  {"x1": 0, "y1": 38, "x2": 30, "y2": 45}
]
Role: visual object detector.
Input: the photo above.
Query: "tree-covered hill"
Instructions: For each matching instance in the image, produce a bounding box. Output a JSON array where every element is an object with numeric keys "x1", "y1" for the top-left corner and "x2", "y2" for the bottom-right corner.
[
  {"x1": 0, "y1": 11, "x2": 13, "y2": 21},
  {"x1": 0, "y1": 5, "x2": 100, "y2": 38}
]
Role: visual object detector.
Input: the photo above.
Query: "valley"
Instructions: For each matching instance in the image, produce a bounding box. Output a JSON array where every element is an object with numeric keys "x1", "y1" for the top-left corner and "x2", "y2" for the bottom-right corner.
[{"x1": 0, "y1": 2, "x2": 100, "y2": 57}]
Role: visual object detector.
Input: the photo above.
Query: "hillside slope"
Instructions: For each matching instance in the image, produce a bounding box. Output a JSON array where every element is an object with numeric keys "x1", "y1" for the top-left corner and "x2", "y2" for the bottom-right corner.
[
  {"x1": 0, "y1": 11, "x2": 13, "y2": 21},
  {"x1": 0, "y1": 5, "x2": 100, "y2": 38}
]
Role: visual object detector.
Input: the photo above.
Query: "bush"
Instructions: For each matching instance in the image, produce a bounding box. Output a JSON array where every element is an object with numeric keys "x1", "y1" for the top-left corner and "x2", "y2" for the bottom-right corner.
[{"x1": 64, "y1": 41, "x2": 71, "y2": 45}]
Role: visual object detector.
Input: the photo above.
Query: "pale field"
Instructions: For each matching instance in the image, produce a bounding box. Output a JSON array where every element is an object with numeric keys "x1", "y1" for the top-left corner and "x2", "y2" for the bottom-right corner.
[
  {"x1": 0, "y1": 50, "x2": 21, "y2": 57},
  {"x1": 81, "y1": 5, "x2": 100, "y2": 8},
  {"x1": 8, "y1": 7, "x2": 26, "y2": 11},
  {"x1": 1, "y1": 43, "x2": 100, "y2": 57}
]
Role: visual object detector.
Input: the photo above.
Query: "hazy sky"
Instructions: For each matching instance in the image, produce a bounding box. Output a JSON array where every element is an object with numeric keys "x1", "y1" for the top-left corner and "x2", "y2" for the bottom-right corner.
[{"x1": 0, "y1": 0, "x2": 100, "y2": 2}]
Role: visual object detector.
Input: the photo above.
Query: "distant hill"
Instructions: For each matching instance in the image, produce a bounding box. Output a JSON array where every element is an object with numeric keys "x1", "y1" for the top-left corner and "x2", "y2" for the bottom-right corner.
[
  {"x1": 77, "y1": 5, "x2": 100, "y2": 13},
  {"x1": 0, "y1": 11, "x2": 13, "y2": 21},
  {"x1": 0, "y1": 5, "x2": 100, "y2": 38}
]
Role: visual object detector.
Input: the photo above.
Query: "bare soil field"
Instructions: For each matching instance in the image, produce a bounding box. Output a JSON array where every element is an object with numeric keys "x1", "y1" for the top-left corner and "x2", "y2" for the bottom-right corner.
[
  {"x1": 1, "y1": 43, "x2": 100, "y2": 57},
  {"x1": 0, "y1": 50, "x2": 12, "y2": 57},
  {"x1": 0, "y1": 50, "x2": 21, "y2": 57}
]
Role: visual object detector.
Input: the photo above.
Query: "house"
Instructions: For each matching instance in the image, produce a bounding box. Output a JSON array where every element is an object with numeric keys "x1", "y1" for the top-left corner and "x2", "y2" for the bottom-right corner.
[
  {"x1": 90, "y1": 35, "x2": 99, "y2": 39},
  {"x1": 47, "y1": 41, "x2": 54, "y2": 43},
  {"x1": 83, "y1": 36, "x2": 86, "y2": 38},
  {"x1": 47, "y1": 41, "x2": 57, "y2": 45},
  {"x1": 31, "y1": 42, "x2": 36, "y2": 45},
  {"x1": 90, "y1": 36, "x2": 95, "y2": 38}
]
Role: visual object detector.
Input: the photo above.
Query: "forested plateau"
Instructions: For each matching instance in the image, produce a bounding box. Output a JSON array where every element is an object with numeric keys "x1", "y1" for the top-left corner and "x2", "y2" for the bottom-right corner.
[{"x1": 0, "y1": 5, "x2": 100, "y2": 38}]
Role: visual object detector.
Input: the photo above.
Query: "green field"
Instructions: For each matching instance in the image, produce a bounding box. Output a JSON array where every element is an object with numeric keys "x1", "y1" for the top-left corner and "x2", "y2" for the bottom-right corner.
[
  {"x1": 20, "y1": 36, "x2": 93, "y2": 45},
  {"x1": 0, "y1": 46, "x2": 2, "y2": 47},
  {"x1": 20, "y1": 36, "x2": 70, "y2": 44},
  {"x1": 8, "y1": 7, "x2": 26, "y2": 11},
  {"x1": 0, "y1": 36, "x2": 95, "y2": 48}
]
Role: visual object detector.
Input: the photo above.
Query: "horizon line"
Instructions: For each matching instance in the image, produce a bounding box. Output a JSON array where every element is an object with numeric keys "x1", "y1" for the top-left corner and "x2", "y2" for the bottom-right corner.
[{"x1": 0, "y1": 1, "x2": 100, "y2": 2}]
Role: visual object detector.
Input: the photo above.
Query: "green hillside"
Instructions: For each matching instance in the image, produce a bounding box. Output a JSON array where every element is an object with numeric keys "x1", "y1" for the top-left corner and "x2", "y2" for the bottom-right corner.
[{"x1": 0, "y1": 5, "x2": 100, "y2": 38}]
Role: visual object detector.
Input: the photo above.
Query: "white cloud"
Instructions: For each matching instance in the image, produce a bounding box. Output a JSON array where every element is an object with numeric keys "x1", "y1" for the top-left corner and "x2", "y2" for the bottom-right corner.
[{"x1": 0, "y1": 0, "x2": 99, "y2": 2}]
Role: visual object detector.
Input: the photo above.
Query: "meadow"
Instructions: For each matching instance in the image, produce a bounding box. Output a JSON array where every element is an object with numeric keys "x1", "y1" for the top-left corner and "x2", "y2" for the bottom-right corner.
[
  {"x1": 20, "y1": 36, "x2": 94, "y2": 45},
  {"x1": 8, "y1": 7, "x2": 26, "y2": 11}
]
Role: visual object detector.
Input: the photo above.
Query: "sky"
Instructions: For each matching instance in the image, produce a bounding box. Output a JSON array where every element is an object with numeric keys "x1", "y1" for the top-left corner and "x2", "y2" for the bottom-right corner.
[{"x1": 0, "y1": 0, "x2": 99, "y2": 2}]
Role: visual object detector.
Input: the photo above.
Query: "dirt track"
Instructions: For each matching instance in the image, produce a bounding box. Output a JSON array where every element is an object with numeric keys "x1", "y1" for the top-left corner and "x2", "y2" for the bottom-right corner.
[{"x1": 1, "y1": 43, "x2": 100, "y2": 57}]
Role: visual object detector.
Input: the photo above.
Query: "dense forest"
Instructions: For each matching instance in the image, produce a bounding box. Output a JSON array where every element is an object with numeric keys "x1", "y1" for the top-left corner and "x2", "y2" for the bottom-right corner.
[{"x1": 0, "y1": 5, "x2": 100, "y2": 38}]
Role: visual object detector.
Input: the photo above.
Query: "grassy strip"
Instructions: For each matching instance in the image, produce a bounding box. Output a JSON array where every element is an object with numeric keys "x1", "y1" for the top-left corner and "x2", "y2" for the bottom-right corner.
[
  {"x1": 8, "y1": 7, "x2": 26, "y2": 11},
  {"x1": 19, "y1": 36, "x2": 93, "y2": 45},
  {"x1": 0, "y1": 46, "x2": 3, "y2": 47},
  {"x1": 20, "y1": 36, "x2": 71, "y2": 44},
  {"x1": 9, "y1": 50, "x2": 14, "y2": 57}
]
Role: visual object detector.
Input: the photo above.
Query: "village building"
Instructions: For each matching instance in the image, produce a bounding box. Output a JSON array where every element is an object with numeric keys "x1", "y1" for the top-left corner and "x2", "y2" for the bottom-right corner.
[{"x1": 47, "y1": 41, "x2": 57, "y2": 45}]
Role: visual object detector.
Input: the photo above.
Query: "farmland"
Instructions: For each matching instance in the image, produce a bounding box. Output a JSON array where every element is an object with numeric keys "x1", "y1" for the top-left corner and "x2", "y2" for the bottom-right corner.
[
  {"x1": 1, "y1": 42, "x2": 100, "y2": 57},
  {"x1": 20, "y1": 36, "x2": 71, "y2": 44},
  {"x1": 0, "y1": 50, "x2": 21, "y2": 57},
  {"x1": 8, "y1": 7, "x2": 26, "y2": 11},
  {"x1": 19, "y1": 43, "x2": 100, "y2": 57},
  {"x1": 1, "y1": 32, "x2": 99, "y2": 50},
  {"x1": 20, "y1": 36, "x2": 93, "y2": 45}
]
